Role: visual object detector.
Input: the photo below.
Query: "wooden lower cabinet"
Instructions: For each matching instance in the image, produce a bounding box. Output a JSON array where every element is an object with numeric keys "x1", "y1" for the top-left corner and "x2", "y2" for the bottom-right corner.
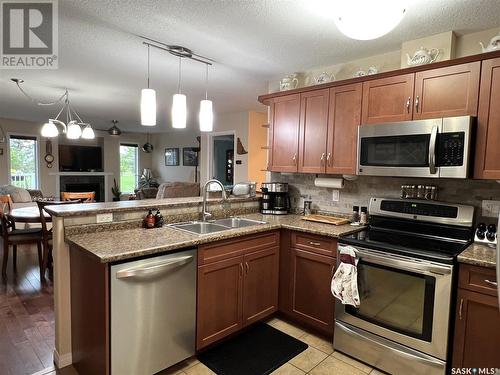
[
  {"x1": 197, "y1": 234, "x2": 279, "y2": 349},
  {"x1": 289, "y1": 248, "x2": 335, "y2": 335},
  {"x1": 197, "y1": 256, "x2": 244, "y2": 349},
  {"x1": 452, "y1": 264, "x2": 500, "y2": 368}
]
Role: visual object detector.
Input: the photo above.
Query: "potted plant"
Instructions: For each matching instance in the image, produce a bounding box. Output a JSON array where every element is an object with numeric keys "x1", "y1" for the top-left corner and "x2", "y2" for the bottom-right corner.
[
  {"x1": 111, "y1": 178, "x2": 121, "y2": 201},
  {"x1": 137, "y1": 169, "x2": 159, "y2": 190}
]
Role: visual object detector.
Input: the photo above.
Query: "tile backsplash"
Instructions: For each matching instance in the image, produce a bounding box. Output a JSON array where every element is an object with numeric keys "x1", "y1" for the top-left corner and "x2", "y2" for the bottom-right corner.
[{"x1": 272, "y1": 173, "x2": 500, "y2": 221}]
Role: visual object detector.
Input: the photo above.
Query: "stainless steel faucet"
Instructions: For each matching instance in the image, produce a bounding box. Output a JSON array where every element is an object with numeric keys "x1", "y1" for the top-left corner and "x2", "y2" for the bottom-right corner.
[{"x1": 201, "y1": 179, "x2": 228, "y2": 222}]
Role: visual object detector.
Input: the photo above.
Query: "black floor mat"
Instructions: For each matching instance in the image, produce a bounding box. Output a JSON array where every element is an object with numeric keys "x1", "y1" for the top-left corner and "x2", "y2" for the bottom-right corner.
[{"x1": 198, "y1": 323, "x2": 308, "y2": 375}]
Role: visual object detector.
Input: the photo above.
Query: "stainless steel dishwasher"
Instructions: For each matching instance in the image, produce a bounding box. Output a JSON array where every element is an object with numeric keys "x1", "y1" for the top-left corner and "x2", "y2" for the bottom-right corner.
[{"x1": 110, "y1": 248, "x2": 196, "y2": 375}]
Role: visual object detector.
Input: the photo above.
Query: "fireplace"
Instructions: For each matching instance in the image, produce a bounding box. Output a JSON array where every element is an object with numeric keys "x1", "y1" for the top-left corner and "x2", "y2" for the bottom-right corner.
[{"x1": 60, "y1": 175, "x2": 105, "y2": 202}]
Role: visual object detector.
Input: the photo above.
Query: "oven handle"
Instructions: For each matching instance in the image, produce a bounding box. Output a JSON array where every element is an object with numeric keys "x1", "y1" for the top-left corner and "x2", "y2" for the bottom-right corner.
[
  {"x1": 335, "y1": 321, "x2": 445, "y2": 369},
  {"x1": 428, "y1": 125, "x2": 438, "y2": 175},
  {"x1": 348, "y1": 247, "x2": 452, "y2": 276}
]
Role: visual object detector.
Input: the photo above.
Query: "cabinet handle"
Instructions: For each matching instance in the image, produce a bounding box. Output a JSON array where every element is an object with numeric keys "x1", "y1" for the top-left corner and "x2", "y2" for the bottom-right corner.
[
  {"x1": 309, "y1": 241, "x2": 322, "y2": 246},
  {"x1": 458, "y1": 298, "x2": 464, "y2": 320},
  {"x1": 320, "y1": 153, "x2": 326, "y2": 165},
  {"x1": 406, "y1": 97, "x2": 411, "y2": 113},
  {"x1": 415, "y1": 96, "x2": 420, "y2": 113},
  {"x1": 245, "y1": 262, "x2": 249, "y2": 275},
  {"x1": 327, "y1": 153, "x2": 332, "y2": 166},
  {"x1": 485, "y1": 279, "x2": 498, "y2": 287},
  {"x1": 331, "y1": 265, "x2": 335, "y2": 276},
  {"x1": 239, "y1": 263, "x2": 244, "y2": 277},
  {"x1": 292, "y1": 153, "x2": 297, "y2": 165}
]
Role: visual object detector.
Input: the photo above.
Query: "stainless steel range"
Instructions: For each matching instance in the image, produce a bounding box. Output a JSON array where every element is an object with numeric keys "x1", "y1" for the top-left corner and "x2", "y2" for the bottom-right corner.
[{"x1": 335, "y1": 197, "x2": 475, "y2": 375}]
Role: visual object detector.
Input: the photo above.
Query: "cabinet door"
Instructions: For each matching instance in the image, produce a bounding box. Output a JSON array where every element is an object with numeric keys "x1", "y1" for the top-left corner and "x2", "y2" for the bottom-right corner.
[
  {"x1": 452, "y1": 288, "x2": 500, "y2": 368},
  {"x1": 361, "y1": 74, "x2": 414, "y2": 124},
  {"x1": 242, "y1": 247, "x2": 279, "y2": 326},
  {"x1": 413, "y1": 62, "x2": 480, "y2": 120},
  {"x1": 298, "y1": 89, "x2": 329, "y2": 173},
  {"x1": 474, "y1": 58, "x2": 500, "y2": 179},
  {"x1": 197, "y1": 256, "x2": 243, "y2": 349},
  {"x1": 269, "y1": 94, "x2": 300, "y2": 172},
  {"x1": 326, "y1": 83, "x2": 362, "y2": 175},
  {"x1": 290, "y1": 248, "x2": 335, "y2": 335}
]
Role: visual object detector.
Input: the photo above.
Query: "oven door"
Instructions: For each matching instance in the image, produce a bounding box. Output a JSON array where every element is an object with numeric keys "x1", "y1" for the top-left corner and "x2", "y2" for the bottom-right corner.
[
  {"x1": 335, "y1": 246, "x2": 453, "y2": 360},
  {"x1": 357, "y1": 119, "x2": 441, "y2": 178}
]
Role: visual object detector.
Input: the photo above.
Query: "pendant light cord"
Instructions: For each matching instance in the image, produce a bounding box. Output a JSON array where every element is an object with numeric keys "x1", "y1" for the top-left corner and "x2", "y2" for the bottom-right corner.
[
  {"x1": 205, "y1": 63, "x2": 209, "y2": 100},
  {"x1": 147, "y1": 44, "x2": 150, "y2": 89},
  {"x1": 178, "y1": 56, "x2": 182, "y2": 94}
]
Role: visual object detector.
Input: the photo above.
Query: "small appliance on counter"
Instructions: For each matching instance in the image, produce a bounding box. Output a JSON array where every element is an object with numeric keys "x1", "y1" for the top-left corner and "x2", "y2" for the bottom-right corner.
[
  {"x1": 232, "y1": 182, "x2": 256, "y2": 198},
  {"x1": 474, "y1": 222, "x2": 497, "y2": 246},
  {"x1": 261, "y1": 182, "x2": 291, "y2": 215}
]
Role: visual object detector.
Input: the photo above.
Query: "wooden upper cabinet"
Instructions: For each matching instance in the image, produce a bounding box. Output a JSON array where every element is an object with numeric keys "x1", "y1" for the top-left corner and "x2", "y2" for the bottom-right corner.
[
  {"x1": 242, "y1": 247, "x2": 279, "y2": 326},
  {"x1": 196, "y1": 256, "x2": 243, "y2": 349},
  {"x1": 361, "y1": 74, "x2": 414, "y2": 124},
  {"x1": 474, "y1": 57, "x2": 500, "y2": 179},
  {"x1": 326, "y1": 83, "x2": 362, "y2": 175},
  {"x1": 413, "y1": 62, "x2": 480, "y2": 120},
  {"x1": 298, "y1": 89, "x2": 330, "y2": 173},
  {"x1": 269, "y1": 94, "x2": 300, "y2": 172}
]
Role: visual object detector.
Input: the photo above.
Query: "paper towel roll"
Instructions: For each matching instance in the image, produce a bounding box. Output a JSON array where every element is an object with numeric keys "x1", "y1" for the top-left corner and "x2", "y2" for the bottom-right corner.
[{"x1": 314, "y1": 177, "x2": 344, "y2": 189}]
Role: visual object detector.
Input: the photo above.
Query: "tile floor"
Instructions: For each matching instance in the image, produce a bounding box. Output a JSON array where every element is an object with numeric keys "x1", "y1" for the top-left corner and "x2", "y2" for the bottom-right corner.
[{"x1": 158, "y1": 317, "x2": 386, "y2": 375}]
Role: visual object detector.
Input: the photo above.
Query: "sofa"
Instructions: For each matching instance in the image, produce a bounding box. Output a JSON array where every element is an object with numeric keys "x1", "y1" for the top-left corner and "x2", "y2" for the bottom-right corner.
[{"x1": 155, "y1": 182, "x2": 200, "y2": 199}]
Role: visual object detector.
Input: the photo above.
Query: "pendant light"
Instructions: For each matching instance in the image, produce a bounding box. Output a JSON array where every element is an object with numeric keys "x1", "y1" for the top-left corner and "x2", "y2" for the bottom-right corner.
[
  {"x1": 199, "y1": 64, "x2": 213, "y2": 132},
  {"x1": 172, "y1": 56, "x2": 187, "y2": 129},
  {"x1": 141, "y1": 44, "x2": 156, "y2": 126}
]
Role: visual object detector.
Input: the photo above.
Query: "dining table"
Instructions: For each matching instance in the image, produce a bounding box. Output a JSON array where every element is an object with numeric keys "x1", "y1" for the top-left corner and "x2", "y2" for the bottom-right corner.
[{"x1": 8, "y1": 200, "x2": 81, "y2": 224}]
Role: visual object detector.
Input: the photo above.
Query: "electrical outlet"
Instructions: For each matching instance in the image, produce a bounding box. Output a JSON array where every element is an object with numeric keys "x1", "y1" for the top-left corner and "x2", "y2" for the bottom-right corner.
[
  {"x1": 96, "y1": 213, "x2": 113, "y2": 223},
  {"x1": 332, "y1": 189, "x2": 340, "y2": 202},
  {"x1": 481, "y1": 200, "x2": 500, "y2": 218}
]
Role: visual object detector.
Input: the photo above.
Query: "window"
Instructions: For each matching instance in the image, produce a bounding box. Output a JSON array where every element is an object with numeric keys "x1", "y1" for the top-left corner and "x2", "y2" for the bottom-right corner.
[
  {"x1": 120, "y1": 143, "x2": 139, "y2": 193},
  {"x1": 9, "y1": 135, "x2": 38, "y2": 189}
]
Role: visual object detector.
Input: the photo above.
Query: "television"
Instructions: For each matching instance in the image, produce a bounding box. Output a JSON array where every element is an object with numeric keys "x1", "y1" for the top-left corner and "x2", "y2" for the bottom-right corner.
[{"x1": 58, "y1": 145, "x2": 103, "y2": 172}]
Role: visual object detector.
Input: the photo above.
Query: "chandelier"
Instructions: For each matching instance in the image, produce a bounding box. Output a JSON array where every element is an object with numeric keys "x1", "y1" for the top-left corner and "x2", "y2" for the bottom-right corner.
[{"x1": 12, "y1": 78, "x2": 95, "y2": 139}]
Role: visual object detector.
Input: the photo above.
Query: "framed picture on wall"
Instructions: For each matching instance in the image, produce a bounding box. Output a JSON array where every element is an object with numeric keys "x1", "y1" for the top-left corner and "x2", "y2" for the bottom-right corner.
[
  {"x1": 165, "y1": 148, "x2": 179, "y2": 166},
  {"x1": 183, "y1": 147, "x2": 199, "y2": 166}
]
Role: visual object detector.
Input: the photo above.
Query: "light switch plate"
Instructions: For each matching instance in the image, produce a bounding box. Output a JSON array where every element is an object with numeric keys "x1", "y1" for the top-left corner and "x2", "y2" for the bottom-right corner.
[
  {"x1": 481, "y1": 200, "x2": 500, "y2": 218},
  {"x1": 96, "y1": 213, "x2": 113, "y2": 223},
  {"x1": 332, "y1": 189, "x2": 340, "y2": 202}
]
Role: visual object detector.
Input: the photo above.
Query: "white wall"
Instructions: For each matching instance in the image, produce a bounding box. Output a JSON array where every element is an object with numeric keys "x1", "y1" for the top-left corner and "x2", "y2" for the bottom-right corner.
[
  {"x1": 200, "y1": 111, "x2": 249, "y2": 185},
  {"x1": 0, "y1": 117, "x2": 152, "y2": 200},
  {"x1": 151, "y1": 130, "x2": 200, "y2": 183}
]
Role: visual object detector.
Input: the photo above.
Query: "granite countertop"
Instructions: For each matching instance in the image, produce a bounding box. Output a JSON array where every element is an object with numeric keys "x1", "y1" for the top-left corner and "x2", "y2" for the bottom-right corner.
[
  {"x1": 458, "y1": 242, "x2": 497, "y2": 268},
  {"x1": 66, "y1": 213, "x2": 363, "y2": 263},
  {"x1": 45, "y1": 195, "x2": 259, "y2": 217}
]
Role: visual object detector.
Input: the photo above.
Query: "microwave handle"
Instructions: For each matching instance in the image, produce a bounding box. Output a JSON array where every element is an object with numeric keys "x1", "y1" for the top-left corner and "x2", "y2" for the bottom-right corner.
[{"x1": 429, "y1": 125, "x2": 438, "y2": 174}]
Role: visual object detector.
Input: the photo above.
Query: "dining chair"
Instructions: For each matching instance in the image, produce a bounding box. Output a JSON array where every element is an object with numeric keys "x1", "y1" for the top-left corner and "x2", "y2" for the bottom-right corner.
[
  {"x1": 0, "y1": 195, "x2": 43, "y2": 278},
  {"x1": 36, "y1": 201, "x2": 53, "y2": 279},
  {"x1": 61, "y1": 191, "x2": 96, "y2": 202}
]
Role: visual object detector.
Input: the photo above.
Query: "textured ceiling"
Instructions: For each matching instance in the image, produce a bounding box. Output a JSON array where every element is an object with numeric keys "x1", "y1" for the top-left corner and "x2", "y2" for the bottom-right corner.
[{"x1": 0, "y1": 0, "x2": 499, "y2": 132}]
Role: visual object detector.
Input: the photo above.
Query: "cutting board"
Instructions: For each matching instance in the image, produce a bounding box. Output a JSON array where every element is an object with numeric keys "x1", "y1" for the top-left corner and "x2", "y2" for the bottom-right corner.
[{"x1": 302, "y1": 214, "x2": 350, "y2": 226}]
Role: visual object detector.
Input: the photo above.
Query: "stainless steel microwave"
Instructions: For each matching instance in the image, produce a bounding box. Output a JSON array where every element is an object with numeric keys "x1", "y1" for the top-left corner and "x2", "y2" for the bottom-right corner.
[{"x1": 357, "y1": 116, "x2": 475, "y2": 179}]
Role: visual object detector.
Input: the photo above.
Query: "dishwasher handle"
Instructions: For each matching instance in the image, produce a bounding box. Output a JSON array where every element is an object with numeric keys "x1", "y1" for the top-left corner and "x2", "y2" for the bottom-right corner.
[{"x1": 116, "y1": 255, "x2": 194, "y2": 279}]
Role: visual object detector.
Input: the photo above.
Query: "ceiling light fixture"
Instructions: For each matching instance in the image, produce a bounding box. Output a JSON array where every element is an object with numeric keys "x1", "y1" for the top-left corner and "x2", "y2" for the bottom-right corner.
[
  {"x1": 12, "y1": 78, "x2": 95, "y2": 140},
  {"x1": 108, "y1": 120, "x2": 122, "y2": 136},
  {"x1": 333, "y1": 0, "x2": 406, "y2": 40},
  {"x1": 199, "y1": 63, "x2": 213, "y2": 132},
  {"x1": 141, "y1": 44, "x2": 156, "y2": 126},
  {"x1": 172, "y1": 56, "x2": 187, "y2": 129}
]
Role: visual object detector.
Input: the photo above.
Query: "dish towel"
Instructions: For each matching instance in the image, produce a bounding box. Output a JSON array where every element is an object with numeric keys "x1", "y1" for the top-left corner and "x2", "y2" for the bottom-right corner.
[{"x1": 331, "y1": 245, "x2": 360, "y2": 307}]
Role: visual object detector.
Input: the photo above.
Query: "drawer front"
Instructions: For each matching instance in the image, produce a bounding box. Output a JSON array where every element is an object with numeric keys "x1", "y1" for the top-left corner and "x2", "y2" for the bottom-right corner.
[
  {"x1": 291, "y1": 231, "x2": 337, "y2": 257},
  {"x1": 198, "y1": 231, "x2": 279, "y2": 265},
  {"x1": 459, "y1": 264, "x2": 498, "y2": 297}
]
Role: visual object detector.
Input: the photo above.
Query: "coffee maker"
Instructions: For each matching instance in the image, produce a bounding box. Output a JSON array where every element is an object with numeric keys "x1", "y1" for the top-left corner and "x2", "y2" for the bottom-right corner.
[{"x1": 261, "y1": 182, "x2": 291, "y2": 215}]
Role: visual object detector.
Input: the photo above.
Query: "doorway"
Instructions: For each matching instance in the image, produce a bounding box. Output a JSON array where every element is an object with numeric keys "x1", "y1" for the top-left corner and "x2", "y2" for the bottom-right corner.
[{"x1": 212, "y1": 134, "x2": 235, "y2": 188}]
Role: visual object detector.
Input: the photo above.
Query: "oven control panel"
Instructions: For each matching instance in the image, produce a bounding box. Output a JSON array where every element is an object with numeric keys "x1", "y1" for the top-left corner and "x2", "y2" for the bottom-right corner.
[{"x1": 437, "y1": 132, "x2": 465, "y2": 167}]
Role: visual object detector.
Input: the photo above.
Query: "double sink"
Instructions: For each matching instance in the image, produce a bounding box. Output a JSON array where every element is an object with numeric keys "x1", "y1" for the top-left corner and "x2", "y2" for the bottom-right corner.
[{"x1": 168, "y1": 217, "x2": 267, "y2": 235}]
